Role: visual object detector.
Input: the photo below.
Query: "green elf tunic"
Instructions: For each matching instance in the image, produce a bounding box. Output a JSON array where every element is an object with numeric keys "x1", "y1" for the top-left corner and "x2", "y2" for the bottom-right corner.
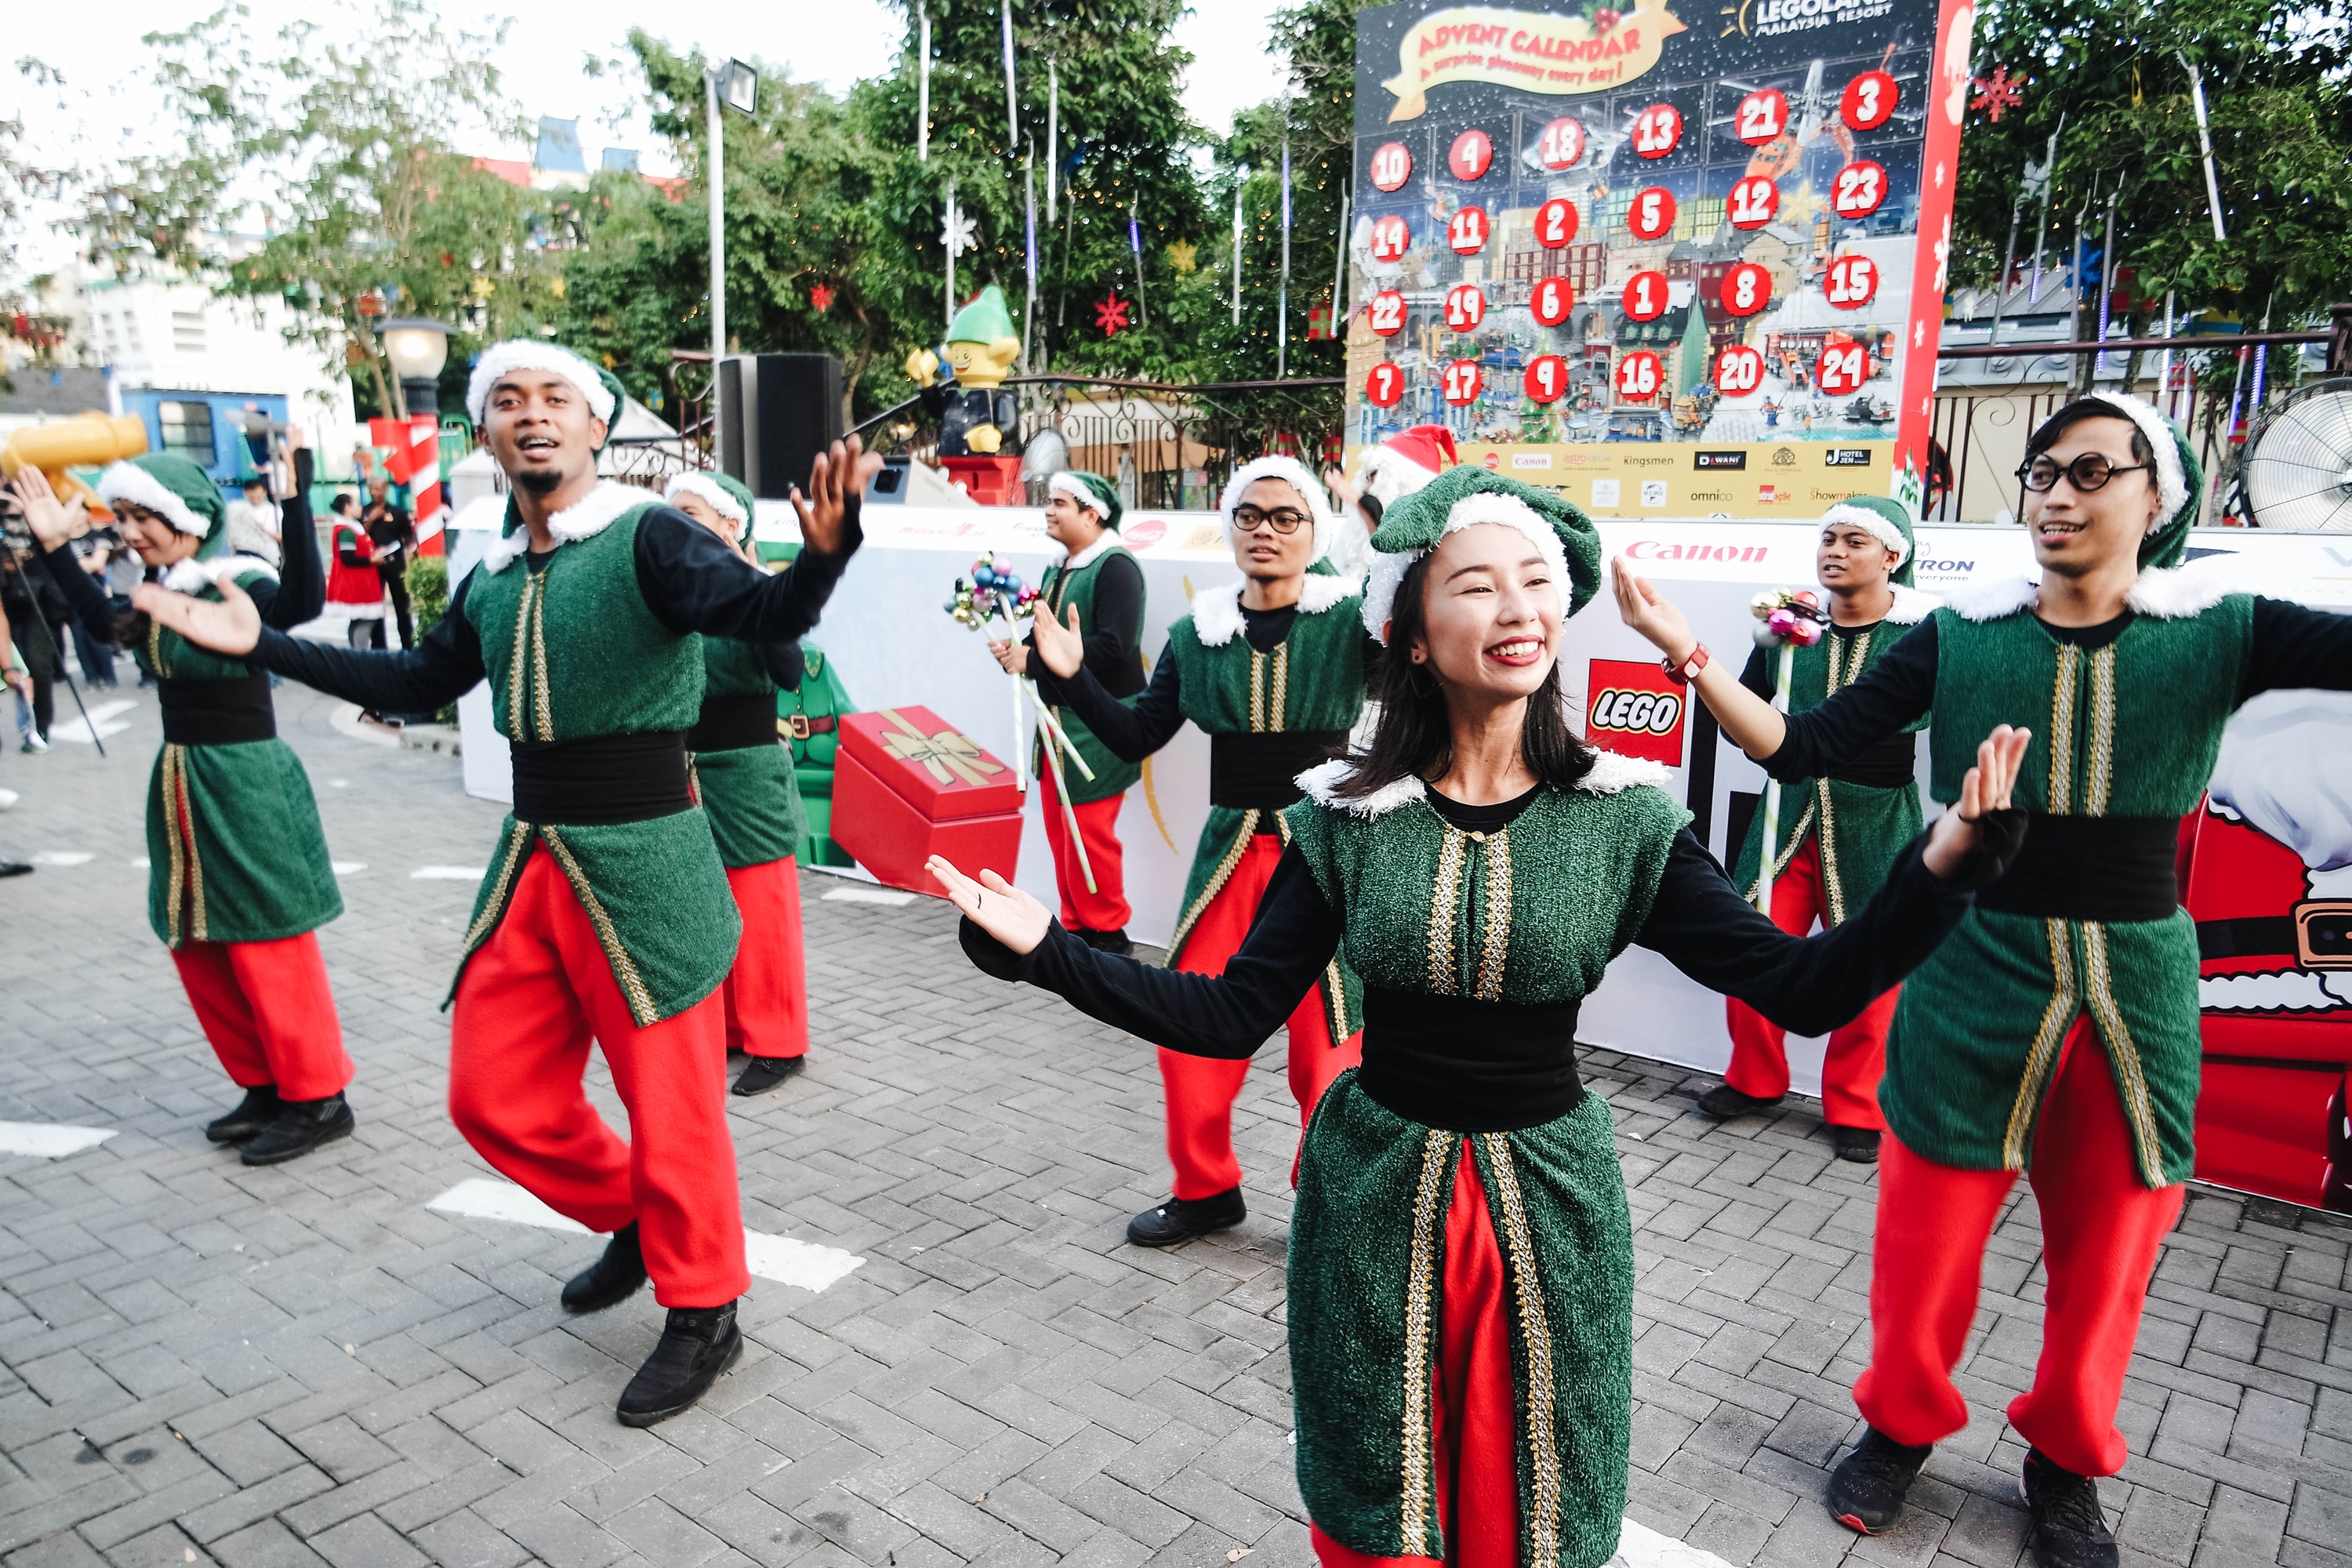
[
  {"x1": 689, "y1": 635, "x2": 808, "y2": 869},
  {"x1": 1029, "y1": 535, "x2": 1144, "y2": 804}
]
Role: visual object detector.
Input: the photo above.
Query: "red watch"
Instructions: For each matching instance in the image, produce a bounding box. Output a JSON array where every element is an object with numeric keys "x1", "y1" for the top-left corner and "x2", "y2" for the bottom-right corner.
[{"x1": 1661, "y1": 643, "x2": 1709, "y2": 686}]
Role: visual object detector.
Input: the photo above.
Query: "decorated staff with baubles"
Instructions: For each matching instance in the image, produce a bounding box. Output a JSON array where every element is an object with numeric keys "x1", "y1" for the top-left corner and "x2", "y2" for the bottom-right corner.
[
  {"x1": 938, "y1": 466, "x2": 2028, "y2": 1566},
  {"x1": 905, "y1": 285, "x2": 1024, "y2": 458},
  {"x1": 1615, "y1": 392, "x2": 2352, "y2": 1568},
  {"x1": 984, "y1": 470, "x2": 1145, "y2": 953},
  {"x1": 132, "y1": 339, "x2": 871, "y2": 1428},
  {"x1": 1027, "y1": 455, "x2": 1372, "y2": 1247},
  {"x1": 6, "y1": 442, "x2": 354, "y2": 1165}
]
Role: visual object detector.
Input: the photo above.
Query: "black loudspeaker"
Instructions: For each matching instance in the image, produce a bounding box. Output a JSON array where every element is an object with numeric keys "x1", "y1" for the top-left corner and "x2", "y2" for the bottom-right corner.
[{"x1": 719, "y1": 354, "x2": 844, "y2": 499}]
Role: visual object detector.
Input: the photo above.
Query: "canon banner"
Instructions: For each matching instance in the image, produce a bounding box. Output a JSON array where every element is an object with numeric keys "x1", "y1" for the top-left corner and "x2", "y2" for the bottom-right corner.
[{"x1": 1347, "y1": 0, "x2": 1973, "y2": 517}]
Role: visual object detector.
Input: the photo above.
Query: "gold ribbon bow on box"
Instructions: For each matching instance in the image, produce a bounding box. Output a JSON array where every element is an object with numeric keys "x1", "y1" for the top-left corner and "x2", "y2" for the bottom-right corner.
[{"x1": 877, "y1": 708, "x2": 1007, "y2": 789}]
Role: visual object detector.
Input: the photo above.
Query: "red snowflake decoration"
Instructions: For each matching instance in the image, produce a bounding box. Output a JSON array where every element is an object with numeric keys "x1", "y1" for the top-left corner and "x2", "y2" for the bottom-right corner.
[
  {"x1": 1094, "y1": 293, "x2": 1131, "y2": 337},
  {"x1": 809, "y1": 283, "x2": 836, "y2": 314},
  {"x1": 1971, "y1": 67, "x2": 2024, "y2": 123}
]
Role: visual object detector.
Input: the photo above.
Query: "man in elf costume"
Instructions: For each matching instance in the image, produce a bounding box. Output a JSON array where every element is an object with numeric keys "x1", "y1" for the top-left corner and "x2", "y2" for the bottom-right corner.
[
  {"x1": 1705, "y1": 494, "x2": 1937, "y2": 1163},
  {"x1": 663, "y1": 469, "x2": 815, "y2": 1097},
  {"x1": 987, "y1": 470, "x2": 1145, "y2": 952},
  {"x1": 135, "y1": 341, "x2": 870, "y2": 1427},
  {"x1": 9, "y1": 448, "x2": 351, "y2": 1163},
  {"x1": 1617, "y1": 393, "x2": 2352, "y2": 1568},
  {"x1": 1030, "y1": 456, "x2": 1368, "y2": 1246}
]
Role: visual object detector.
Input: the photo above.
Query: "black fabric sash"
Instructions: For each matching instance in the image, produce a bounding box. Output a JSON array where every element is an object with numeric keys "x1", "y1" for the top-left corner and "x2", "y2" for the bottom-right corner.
[
  {"x1": 159, "y1": 673, "x2": 276, "y2": 745},
  {"x1": 1974, "y1": 812, "x2": 2180, "y2": 924},
  {"x1": 1210, "y1": 731, "x2": 1348, "y2": 811},
  {"x1": 1826, "y1": 733, "x2": 1920, "y2": 789},
  {"x1": 1356, "y1": 985, "x2": 1585, "y2": 1133},
  {"x1": 510, "y1": 731, "x2": 693, "y2": 826},
  {"x1": 687, "y1": 693, "x2": 778, "y2": 753}
]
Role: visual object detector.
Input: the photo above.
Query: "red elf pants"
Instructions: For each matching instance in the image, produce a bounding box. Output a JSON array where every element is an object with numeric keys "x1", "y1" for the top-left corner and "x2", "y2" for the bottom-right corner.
[
  {"x1": 1723, "y1": 832, "x2": 1893, "y2": 1130},
  {"x1": 721, "y1": 858, "x2": 809, "y2": 1060},
  {"x1": 1854, "y1": 1015, "x2": 2185, "y2": 1476},
  {"x1": 171, "y1": 932, "x2": 353, "y2": 1102},
  {"x1": 1309, "y1": 1141, "x2": 1521, "y2": 1568},
  {"x1": 1037, "y1": 765, "x2": 1131, "y2": 933},
  {"x1": 448, "y1": 845, "x2": 750, "y2": 1308},
  {"x1": 1160, "y1": 833, "x2": 1363, "y2": 1200}
]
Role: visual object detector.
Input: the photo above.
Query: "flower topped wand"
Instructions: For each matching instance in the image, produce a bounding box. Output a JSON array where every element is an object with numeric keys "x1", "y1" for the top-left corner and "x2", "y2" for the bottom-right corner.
[
  {"x1": 1749, "y1": 587, "x2": 1829, "y2": 920},
  {"x1": 946, "y1": 553, "x2": 1040, "y2": 790}
]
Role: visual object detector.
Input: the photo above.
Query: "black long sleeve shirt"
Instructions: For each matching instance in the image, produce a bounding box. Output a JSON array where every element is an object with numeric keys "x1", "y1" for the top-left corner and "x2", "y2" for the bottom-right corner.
[{"x1": 1022, "y1": 549, "x2": 1146, "y2": 700}]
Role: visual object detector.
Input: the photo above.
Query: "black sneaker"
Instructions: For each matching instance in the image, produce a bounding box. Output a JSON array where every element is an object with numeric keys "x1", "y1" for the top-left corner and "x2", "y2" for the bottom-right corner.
[
  {"x1": 238, "y1": 1093, "x2": 354, "y2": 1166},
  {"x1": 0, "y1": 862, "x2": 31, "y2": 879},
  {"x1": 1831, "y1": 1126, "x2": 1882, "y2": 1163},
  {"x1": 1126, "y1": 1187, "x2": 1246, "y2": 1247},
  {"x1": 731, "y1": 1055, "x2": 805, "y2": 1097},
  {"x1": 206, "y1": 1086, "x2": 281, "y2": 1144},
  {"x1": 1078, "y1": 927, "x2": 1134, "y2": 956},
  {"x1": 615, "y1": 1301, "x2": 743, "y2": 1427},
  {"x1": 1697, "y1": 1082, "x2": 1784, "y2": 1120},
  {"x1": 1827, "y1": 1426, "x2": 1933, "y2": 1534},
  {"x1": 561, "y1": 1222, "x2": 648, "y2": 1313},
  {"x1": 2023, "y1": 1448, "x2": 2118, "y2": 1568}
]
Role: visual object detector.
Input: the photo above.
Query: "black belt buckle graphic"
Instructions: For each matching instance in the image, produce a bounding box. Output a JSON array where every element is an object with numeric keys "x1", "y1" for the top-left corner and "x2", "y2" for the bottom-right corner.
[{"x1": 2297, "y1": 901, "x2": 2352, "y2": 970}]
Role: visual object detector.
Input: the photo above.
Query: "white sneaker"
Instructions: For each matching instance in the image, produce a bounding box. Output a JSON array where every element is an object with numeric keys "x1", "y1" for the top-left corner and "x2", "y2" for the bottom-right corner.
[{"x1": 18, "y1": 735, "x2": 48, "y2": 754}]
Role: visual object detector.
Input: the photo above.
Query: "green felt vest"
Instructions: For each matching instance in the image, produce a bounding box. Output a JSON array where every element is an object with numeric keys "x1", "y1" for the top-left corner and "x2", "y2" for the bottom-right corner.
[
  {"x1": 692, "y1": 637, "x2": 808, "y2": 869},
  {"x1": 140, "y1": 568, "x2": 342, "y2": 948},
  {"x1": 452, "y1": 503, "x2": 738, "y2": 1025},
  {"x1": 1881, "y1": 593, "x2": 2257, "y2": 1188},
  {"x1": 1730, "y1": 621, "x2": 1927, "y2": 924},
  {"x1": 1033, "y1": 543, "x2": 1142, "y2": 804}
]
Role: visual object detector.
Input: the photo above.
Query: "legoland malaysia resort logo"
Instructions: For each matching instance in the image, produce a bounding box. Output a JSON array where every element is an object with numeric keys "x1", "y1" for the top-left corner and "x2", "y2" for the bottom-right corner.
[{"x1": 1383, "y1": 2, "x2": 1690, "y2": 121}]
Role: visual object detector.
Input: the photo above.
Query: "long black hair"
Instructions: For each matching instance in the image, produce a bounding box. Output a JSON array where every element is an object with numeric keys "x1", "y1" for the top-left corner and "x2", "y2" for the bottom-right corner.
[{"x1": 1330, "y1": 549, "x2": 1597, "y2": 800}]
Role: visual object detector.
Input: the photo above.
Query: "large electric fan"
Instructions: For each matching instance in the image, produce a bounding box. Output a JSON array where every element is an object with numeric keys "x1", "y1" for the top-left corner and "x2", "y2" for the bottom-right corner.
[{"x1": 2243, "y1": 378, "x2": 2352, "y2": 531}]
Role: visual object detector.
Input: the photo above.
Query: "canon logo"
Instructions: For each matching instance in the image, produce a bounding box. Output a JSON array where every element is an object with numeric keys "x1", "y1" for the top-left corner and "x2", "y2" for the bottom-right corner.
[
  {"x1": 1591, "y1": 688, "x2": 1684, "y2": 735},
  {"x1": 1622, "y1": 539, "x2": 1770, "y2": 562}
]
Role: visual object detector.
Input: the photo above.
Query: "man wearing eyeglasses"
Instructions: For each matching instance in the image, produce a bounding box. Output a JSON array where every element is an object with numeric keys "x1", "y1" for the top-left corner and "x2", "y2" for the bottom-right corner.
[
  {"x1": 1026, "y1": 456, "x2": 1368, "y2": 1247},
  {"x1": 1615, "y1": 393, "x2": 2352, "y2": 1568},
  {"x1": 989, "y1": 470, "x2": 1145, "y2": 955}
]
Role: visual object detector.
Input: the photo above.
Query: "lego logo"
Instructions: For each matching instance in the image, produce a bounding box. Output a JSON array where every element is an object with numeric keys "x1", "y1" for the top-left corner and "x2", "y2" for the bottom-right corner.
[{"x1": 1592, "y1": 688, "x2": 1683, "y2": 735}]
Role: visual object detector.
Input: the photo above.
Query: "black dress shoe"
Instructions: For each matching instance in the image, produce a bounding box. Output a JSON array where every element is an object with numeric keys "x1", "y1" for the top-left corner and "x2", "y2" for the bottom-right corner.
[
  {"x1": 731, "y1": 1055, "x2": 805, "y2": 1096},
  {"x1": 238, "y1": 1093, "x2": 354, "y2": 1165},
  {"x1": 1078, "y1": 927, "x2": 1134, "y2": 956},
  {"x1": 1831, "y1": 1126, "x2": 1882, "y2": 1163},
  {"x1": 1697, "y1": 1083, "x2": 1784, "y2": 1120},
  {"x1": 2023, "y1": 1448, "x2": 2118, "y2": 1568},
  {"x1": 1827, "y1": 1426, "x2": 1933, "y2": 1534},
  {"x1": 1126, "y1": 1187, "x2": 1246, "y2": 1247},
  {"x1": 561, "y1": 1222, "x2": 648, "y2": 1313},
  {"x1": 206, "y1": 1086, "x2": 281, "y2": 1144},
  {"x1": 615, "y1": 1301, "x2": 742, "y2": 1427},
  {"x1": 0, "y1": 862, "x2": 32, "y2": 878}
]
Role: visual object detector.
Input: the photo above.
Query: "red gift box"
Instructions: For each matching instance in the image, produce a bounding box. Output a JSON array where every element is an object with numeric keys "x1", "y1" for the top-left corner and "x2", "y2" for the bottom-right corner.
[{"x1": 833, "y1": 706, "x2": 1022, "y2": 894}]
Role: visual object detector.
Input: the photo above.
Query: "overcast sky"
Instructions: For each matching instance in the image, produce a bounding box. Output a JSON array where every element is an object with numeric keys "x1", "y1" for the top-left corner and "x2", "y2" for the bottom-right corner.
[{"x1": 7, "y1": 0, "x2": 1291, "y2": 274}]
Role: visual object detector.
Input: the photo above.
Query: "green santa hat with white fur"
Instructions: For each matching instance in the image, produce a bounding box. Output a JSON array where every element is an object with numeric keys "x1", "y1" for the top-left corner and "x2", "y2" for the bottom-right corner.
[
  {"x1": 665, "y1": 470, "x2": 758, "y2": 542},
  {"x1": 1360, "y1": 466, "x2": 1602, "y2": 644},
  {"x1": 1815, "y1": 493, "x2": 1919, "y2": 588},
  {"x1": 1047, "y1": 470, "x2": 1123, "y2": 532},
  {"x1": 96, "y1": 453, "x2": 239, "y2": 561}
]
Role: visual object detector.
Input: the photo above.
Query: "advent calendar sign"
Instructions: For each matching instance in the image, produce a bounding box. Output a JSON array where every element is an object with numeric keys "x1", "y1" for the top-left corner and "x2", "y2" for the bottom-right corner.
[{"x1": 1345, "y1": 0, "x2": 1975, "y2": 518}]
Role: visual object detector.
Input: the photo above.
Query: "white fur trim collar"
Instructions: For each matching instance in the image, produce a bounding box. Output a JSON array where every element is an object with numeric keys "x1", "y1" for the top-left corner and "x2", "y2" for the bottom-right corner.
[
  {"x1": 1884, "y1": 583, "x2": 1937, "y2": 625},
  {"x1": 97, "y1": 462, "x2": 209, "y2": 537},
  {"x1": 1219, "y1": 456, "x2": 1337, "y2": 560},
  {"x1": 1362, "y1": 493, "x2": 1570, "y2": 644},
  {"x1": 1576, "y1": 750, "x2": 1672, "y2": 793},
  {"x1": 1062, "y1": 533, "x2": 1123, "y2": 572},
  {"x1": 1191, "y1": 573, "x2": 1364, "y2": 647},
  {"x1": 465, "y1": 340, "x2": 616, "y2": 425},
  {"x1": 2078, "y1": 392, "x2": 2189, "y2": 529},
  {"x1": 162, "y1": 554, "x2": 279, "y2": 593},
  {"x1": 480, "y1": 481, "x2": 647, "y2": 572},
  {"x1": 1294, "y1": 750, "x2": 1669, "y2": 818},
  {"x1": 662, "y1": 473, "x2": 749, "y2": 541},
  {"x1": 1817, "y1": 503, "x2": 1912, "y2": 566},
  {"x1": 1943, "y1": 563, "x2": 2242, "y2": 623}
]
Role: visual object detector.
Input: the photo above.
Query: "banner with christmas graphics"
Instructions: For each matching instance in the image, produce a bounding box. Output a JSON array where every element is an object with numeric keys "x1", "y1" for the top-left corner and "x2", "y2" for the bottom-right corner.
[{"x1": 1345, "y1": 0, "x2": 1973, "y2": 519}]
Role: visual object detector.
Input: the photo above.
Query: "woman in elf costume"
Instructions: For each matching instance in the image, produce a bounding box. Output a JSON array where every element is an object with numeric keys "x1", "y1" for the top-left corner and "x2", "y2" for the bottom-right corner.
[
  {"x1": 1708, "y1": 494, "x2": 1937, "y2": 1162},
  {"x1": 663, "y1": 469, "x2": 815, "y2": 1097},
  {"x1": 938, "y1": 467, "x2": 2027, "y2": 1567},
  {"x1": 1029, "y1": 456, "x2": 1369, "y2": 1247},
  {"x1": 1616, "y1": 393, "x2": 2352, "y2": 1568},
  {"x1": 8, "y1": 447, "x2": 351, "y2": 1165},
  {"x1": 987, "y1": 470, "x2": 1145, "y2": 952}
]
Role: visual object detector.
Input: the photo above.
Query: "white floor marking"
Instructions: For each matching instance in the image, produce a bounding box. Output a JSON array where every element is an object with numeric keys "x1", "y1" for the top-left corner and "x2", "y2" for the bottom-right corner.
[
  {"x1": 129, "y1": 857, "x2": 150, "y2": 869},
  {"x1": 328, "y1": 779, "x2": 350, "y2": 788},
  {"x1": 332, "y1": 861, "x2": 368, "y2": 876},
  {"x1": 411, "y1": 866, "x2": 485, "y2": 880},
  {"x1": 31, "y1": 851, "x2": 94, "y2": 866},
  {"x1": 1613, "y1": 1517, "x2": 1735, "y2": 1568},
  {"x1": 0, "y1": 1122, "x2": 118, "y2": 1158},
  {"x1": 822, "y1": 886, "x2": 916, "y2": 907},
  {"x1": 50, "y1": 700, "x2": 136, "y2": 744},
  {"x1": 428, "y1": 1178, "x2": 865, "y2": 1293}
]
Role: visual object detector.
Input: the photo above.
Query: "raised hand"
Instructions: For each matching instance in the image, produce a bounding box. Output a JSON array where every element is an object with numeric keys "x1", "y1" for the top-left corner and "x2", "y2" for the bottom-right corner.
[
  {"x1": 1922, "y1": 725, "x2": 2031, "y2": 882},
  {"x1": 131, "y1": 574, "x2": 263, "y2": 657},
  {"x1": 1610, "y1": 556, "x2": 1697, "y2": 662},
  {"x1": 927, "y1": 855, "x2": 1051, "y2": 955},
  {"x1": 789, "y1": 434, "x2": 883, "y2": 557},
  {"x1": 3, "y1": 466, "x2": 89, "y2": 550},
  {"x1": 1029, "y1": 603, "x2": 1083, "y2": 678}
]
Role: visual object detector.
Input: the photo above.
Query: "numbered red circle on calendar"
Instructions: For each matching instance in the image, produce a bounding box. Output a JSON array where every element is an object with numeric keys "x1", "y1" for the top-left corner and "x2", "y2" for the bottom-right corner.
[
  {"x1": 1727, "y1": 175, "x2": 1779, "y2": 230},
  {"x1": 1632, "y1": 103, "x2": 1682, "y2": 159},
  {"x1": 1719, "y1": 261, "x2": 1772, "y2": 318},
  {"x1": 1369, "y1": 215, "x2": 1411, "y2": 262},
  {"x1": 1523, "y1": 354, "x2": 1567, "y2": 405},
  {"x1": 1831, "y1": 161, "x2": 1888, "y2": 220},
  {"x1": 1714, "y1": 344, "x2": 1766, "y2": 395},
  {"x1": 1530, "y1": 275, "x2": 1576, "y2": 327},
  {"x1": 1444, "y1": 284, "x2": 1487, "y2": 331},
  {"x1": 1534, "y1": 116, "x2": 1586, "y2": 171},
  {"x1": 1615, "y1": 350, "x2": 1664, "y2": 402},
  {"x1": 1627, "y1": 187, "x2": 1677, "y2": 241},
  {"x1": 1817, "y1": 339, "x2": 1871, "y2": 395},
  {"x1": 1442, "y1": 359, "x2": 1485, "y2": 407},
  {"x1": 1621, "y1": 270, "x2": 1669, "y2": 322},
  {"x1": 1534, "y1": 198, "x2": 1579, "y2": 249},
  {"x1": 1734, "y1": 88, "x2": 1789, "y2": 147},
  {"x1": 1447, "y1": 206, "x2": 1489, "y2": 256},
  {"x1": 1367, "y1": 289, "x2": 1406, "y2": 337},
  {"x1": 1842, "y1": 71, "x2": 1899, "y2": 132},
  {"x1": 1365, "y1": 361, "x2": 1405, "y2": 407},
  {"x1": 1369, "y1": 142, "x2": 1413, "y2": 192},
  {"x1": 1823, "y1": 254, "x2": 1879, "y2": 310},
  {"x1": 1448, "y1": 129, "x2": 1494, "y2": 182}
]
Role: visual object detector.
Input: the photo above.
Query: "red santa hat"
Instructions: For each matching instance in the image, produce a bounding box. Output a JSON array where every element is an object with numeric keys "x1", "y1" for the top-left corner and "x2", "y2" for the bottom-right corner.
[{"x1": 1356, "y1": 424, "x2": 1459, "y2": 508}]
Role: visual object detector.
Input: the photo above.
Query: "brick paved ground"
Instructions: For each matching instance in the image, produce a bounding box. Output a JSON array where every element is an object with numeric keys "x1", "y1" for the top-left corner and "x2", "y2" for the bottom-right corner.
[{"x1": 0, "y1": 679, "x2": 2345, "y2": 1568}]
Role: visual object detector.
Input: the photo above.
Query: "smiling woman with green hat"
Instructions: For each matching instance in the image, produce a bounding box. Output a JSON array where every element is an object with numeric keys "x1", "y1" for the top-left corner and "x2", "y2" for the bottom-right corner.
[
  {"x1": 1613, "y1": 391, "x2": 2352, "y2": 1568},
  {"x1": 938, "y1": 466, "x2": 2029, "y2": 1568}
]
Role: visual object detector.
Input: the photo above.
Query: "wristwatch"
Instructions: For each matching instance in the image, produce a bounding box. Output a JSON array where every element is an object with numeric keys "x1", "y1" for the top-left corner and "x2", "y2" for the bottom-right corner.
[{"x1": 1661, "y1": 643, "x2": 1709, "y2": 686}]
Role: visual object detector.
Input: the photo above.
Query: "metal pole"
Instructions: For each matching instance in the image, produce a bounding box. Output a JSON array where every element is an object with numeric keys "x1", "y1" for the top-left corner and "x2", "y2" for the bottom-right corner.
[
  {"x1": 1046, "y1": 60, "x2": 1057, "y2": 225},
  {"x1": 1232, "y1": 171, "x2": 1246, "y2": 327},
  {"x1": 917, "y1": 5, "x2": 930, "y2": 163},
  {"x1": 2067, "y1": 195, "x2": 2088, "y2": 393},
  {"x1": 1988, "y1": 189, "x2": 2023, "y2": 345},
  {"x1": 944, "y1": 182, "x2": 956, "y2": 332},
  {"x1": 1278, "y1": 133, "x2": 1291, "y2": 379},
  {"x1": 2027, "y1": 117, "x2": 2063, "y2": 304},
  {"x1": 1332, "y1": 178, "x2": 1352, "y2": 320},
  {"x1": 2158, "y1": 289, "x2": 2176, "y2": 416},
  {"x1": 2095, "y1": 187, "x2": 2118, "y2": 381},
  {"x1": 706, "y1": 69, "x2": 725, "y2": 437},
  {"x1": 1000, "y1": 0, "x2": 1019, "y2": 149},
  {"x1": 1130, "y1": 196, "x2": 1148, "y2": 328},
  {"x1": 2181, "y1": 55, "x2": 2227, "y2": 242},
  {"x1": 1024, "y1": 149, "x2": 1038, "y2": 373}
]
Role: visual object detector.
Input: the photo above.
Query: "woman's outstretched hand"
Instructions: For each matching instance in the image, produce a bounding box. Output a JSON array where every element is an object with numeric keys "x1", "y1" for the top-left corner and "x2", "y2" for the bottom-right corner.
[
  {"x1": 1029, "y1": 603, "x2": 1084, "y2": 678},
  {"x1": 927, "y1": 855, "x2": 1052, "y2": 955},
  {"x1": 1610, "y1": 557, "x2": 1697, "y2": 663},
  {"x1": 3, "y1": 466, "x2": 88, "y2": 550},
  {"x1": 131, "y1": 575, "x2": 263, "y2": 656},
  {"x1": 1922, "y1": 725, "x2": 2031, "y2": 882}
]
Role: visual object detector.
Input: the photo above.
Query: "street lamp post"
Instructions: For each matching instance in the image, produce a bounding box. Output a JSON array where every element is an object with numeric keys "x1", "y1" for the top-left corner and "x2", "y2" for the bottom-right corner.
[
  {"x1": 707, "y1": 58, "x2": 759, "y2": 452},
  {"x1": 378, "y1": 315, "x2": 453, "y2": 557}
]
